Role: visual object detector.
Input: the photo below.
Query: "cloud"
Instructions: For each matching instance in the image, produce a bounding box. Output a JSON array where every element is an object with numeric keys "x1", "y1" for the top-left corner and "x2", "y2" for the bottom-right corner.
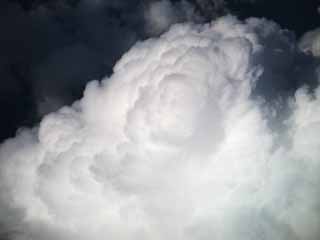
[
  {"x1": 143, "y1": 0, "x2": 208, "y2": 36},
  {"x1": 1, "y1": 0, "x2": 319, "y2": 144},
  {"x1": 299, "y1": 28, "x2": 320, "y2": 57},
  {"x1": 144, "y1": 0, "x2": 182, "y2": 35},
  {"x1": 0, "y1": 16, "x2": 320, "y2": 240}
]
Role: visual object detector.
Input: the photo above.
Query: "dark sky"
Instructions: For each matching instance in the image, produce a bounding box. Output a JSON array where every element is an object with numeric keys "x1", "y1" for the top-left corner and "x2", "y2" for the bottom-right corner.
[
  {"x1": 0, "y1": 0, "x2": 319, "y2": 142},
  {"x1": 228, "y1": 0, "x2": 320, "y2": 36}
]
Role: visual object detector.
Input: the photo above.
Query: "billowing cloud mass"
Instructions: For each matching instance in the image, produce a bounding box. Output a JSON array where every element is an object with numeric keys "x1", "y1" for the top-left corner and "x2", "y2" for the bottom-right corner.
[{"x1": 1, "y1": 16, "x2": 320, "y2": 240}]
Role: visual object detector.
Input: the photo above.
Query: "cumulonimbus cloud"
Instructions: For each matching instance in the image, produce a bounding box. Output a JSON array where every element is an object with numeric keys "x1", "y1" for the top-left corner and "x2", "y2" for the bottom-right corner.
[{"x1": 0, "y1": 16, "x2": 320, "y2": 240}]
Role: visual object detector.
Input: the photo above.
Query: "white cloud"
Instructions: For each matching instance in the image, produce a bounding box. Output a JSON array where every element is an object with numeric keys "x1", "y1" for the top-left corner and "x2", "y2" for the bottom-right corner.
[{"x1": 0, "y1": 16, "x2": 320, "y2": 240}]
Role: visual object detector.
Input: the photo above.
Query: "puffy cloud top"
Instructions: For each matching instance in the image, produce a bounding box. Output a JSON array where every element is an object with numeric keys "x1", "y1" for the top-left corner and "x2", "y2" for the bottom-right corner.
[{"x1": 0, "y1": 16, "x2": 320, "y2": 240}]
